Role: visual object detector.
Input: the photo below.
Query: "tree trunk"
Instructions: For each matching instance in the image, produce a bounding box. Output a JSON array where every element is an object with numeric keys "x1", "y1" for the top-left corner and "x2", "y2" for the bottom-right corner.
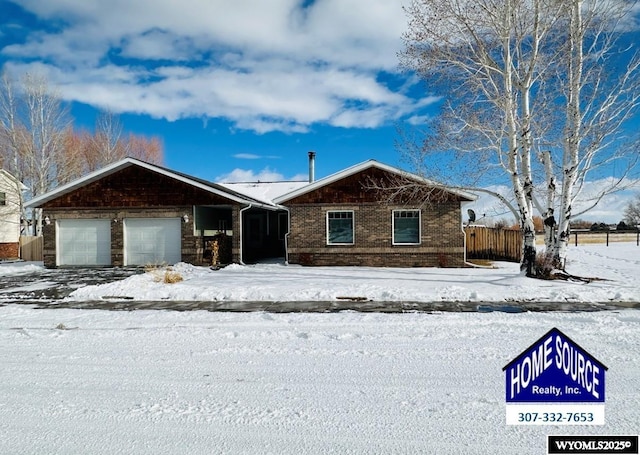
[
  {"x1": 553, "y1": 0, "x2": 584, "y2": 271},
  {"x1": 521, "y1": 217, "x2": 537, "y2": 276}
]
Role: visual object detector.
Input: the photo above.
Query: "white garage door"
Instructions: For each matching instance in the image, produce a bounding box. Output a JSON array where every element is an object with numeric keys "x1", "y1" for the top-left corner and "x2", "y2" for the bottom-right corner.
[
  {"x1": 124, "y1": 218, "x2": 181, "y2": 266},
  {"x1": 57, "y1": 219, "x2": 111, "y2": 266}
]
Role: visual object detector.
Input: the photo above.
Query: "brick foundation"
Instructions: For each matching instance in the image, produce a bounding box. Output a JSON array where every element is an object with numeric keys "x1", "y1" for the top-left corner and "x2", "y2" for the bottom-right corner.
[
  {"x1": 288, "y1": 250, "x2": 467, "y2": 268},
  {"x1": 0, "y1": 242, "x2": 19, "y2": 259}
]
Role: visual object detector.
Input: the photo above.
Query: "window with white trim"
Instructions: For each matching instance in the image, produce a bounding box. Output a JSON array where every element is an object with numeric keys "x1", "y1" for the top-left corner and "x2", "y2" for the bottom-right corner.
[
  {"x1": 327, "y1": 211, "x2": 354, "y2": 245},
  {"x1": 393, "y1": 210, "x2": 421, "y2": 245}
]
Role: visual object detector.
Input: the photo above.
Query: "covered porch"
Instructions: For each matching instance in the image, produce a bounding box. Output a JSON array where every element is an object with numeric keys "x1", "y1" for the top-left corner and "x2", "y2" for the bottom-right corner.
[{"x1": 194, "y1": 205, "x2": 288, "y2": 265}]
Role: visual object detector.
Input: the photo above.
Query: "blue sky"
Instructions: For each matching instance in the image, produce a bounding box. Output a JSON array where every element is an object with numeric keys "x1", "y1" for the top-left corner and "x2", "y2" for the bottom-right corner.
[
  {"x1": 1, "y1": 0, "x2": 639, "y2": 223},
  {"x1": 0, "y1": 0, "x2": 437, "y2": 183}
]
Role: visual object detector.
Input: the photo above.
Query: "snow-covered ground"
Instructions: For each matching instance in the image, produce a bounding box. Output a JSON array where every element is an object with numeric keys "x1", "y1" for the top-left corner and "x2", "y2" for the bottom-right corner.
[
  {"x1": 62, "y1": 243, "x2": 640, "y2": 304},
  {"x1": 0, "y1": 244, "x2": 638, "y2": 454},
  {"x1": 1, "y1": 307, "x2": 638, "y2": 454},
  {"x1": 0, "y1": 260, "x2": 44, "y2": 276}
]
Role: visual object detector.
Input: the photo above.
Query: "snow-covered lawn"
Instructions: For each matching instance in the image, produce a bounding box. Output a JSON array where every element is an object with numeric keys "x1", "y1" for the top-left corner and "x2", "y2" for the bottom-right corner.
[
  {"x1": 0, "y1": 243, "x2": 638, "y2": 454},
  {"x1": 62, "y1": 243, "x2": 640, "y2": 303}
]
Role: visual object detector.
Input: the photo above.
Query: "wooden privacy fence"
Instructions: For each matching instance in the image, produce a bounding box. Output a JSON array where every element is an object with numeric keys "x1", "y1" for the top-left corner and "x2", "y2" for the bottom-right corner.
[
  {"x1": 465, "y1": 226, "x2": 522, "y2": 263},
  {"x1": 20, "y1": 236, "x2": 43, "y2": 261}
]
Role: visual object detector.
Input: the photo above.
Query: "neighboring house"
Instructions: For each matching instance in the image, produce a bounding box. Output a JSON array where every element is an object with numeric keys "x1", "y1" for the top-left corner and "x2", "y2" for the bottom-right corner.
[
  {"x1": 25, "y1": 157, "x2": 475, "y2": 268},
  {"x1": 0, "y1": 169, "x2": 27, "y2": 259},
  {"x1": 274, "y1": 160, "x2": 475, "y2": 267}
]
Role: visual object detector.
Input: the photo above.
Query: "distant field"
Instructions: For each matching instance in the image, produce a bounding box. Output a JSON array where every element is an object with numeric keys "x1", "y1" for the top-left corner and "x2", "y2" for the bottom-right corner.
[{"x1": 536, "y1": 231, "x2": 640, "y2": 246}]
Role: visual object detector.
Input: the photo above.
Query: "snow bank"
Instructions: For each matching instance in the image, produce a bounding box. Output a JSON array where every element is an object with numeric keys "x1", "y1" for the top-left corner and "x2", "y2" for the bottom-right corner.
[{"x1": 0, "y1": 261, "x2": 44, "y2": 276}]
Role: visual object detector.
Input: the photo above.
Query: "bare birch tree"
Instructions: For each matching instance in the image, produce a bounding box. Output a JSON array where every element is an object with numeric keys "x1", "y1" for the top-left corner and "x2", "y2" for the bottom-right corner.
[
  {"x1": 0, "y1": 71, "x2": 71, "y2": 235},
  {"x1": 401, "y1": 0, "x2": 640, "y2": 276},
  {"x1": 0, "y1": 72, "x2": 25, "y2": 181},
  {"x1": 1, "y1": 71, "x2": 31, "y2": 232},
  {"x1": 21, "y1": 73, "x2": 71, "y2": 235},
  {"x1": 548, "y1": 0, "x2": 640, "y2": 268},
  {"x1": 402, "y1": 0, "x2": 564, "y2": 274},
  {"x1": 92, "y1": 110, "x2": 127, "y2": 169},
  {"x1": 1, "y1": 72, "x2": 164, "y2": 235}
]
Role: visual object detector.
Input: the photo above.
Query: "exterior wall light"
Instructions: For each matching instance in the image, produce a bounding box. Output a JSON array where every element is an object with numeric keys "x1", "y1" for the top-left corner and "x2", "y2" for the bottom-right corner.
[
  {"x1": 44, "y1": 216, "x2": 51, "y2": 225},
  {"x1": 183, "y1": 214, "x2": 189, "y2": 223}
]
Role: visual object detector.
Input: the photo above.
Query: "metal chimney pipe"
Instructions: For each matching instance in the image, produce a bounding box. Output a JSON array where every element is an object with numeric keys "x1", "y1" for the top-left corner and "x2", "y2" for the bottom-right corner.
[{"x1": 308, "y1": 151, "x2": 316, "y2": 183}]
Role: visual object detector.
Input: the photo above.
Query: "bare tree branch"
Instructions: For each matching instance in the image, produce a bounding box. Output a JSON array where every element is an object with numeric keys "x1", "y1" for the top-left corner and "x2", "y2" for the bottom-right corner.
[{"x1": 400, "y1": 0, "x2": 640, "y2": 275}]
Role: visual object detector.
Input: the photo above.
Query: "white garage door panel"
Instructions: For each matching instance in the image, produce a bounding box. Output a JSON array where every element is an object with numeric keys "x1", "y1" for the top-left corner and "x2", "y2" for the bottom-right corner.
[
  {"x1": 57, "y1": 219, "x2": 111, "y2": 266},
  {"x1": 124, "y1": 218, "x2": 181, "y2": 266}
]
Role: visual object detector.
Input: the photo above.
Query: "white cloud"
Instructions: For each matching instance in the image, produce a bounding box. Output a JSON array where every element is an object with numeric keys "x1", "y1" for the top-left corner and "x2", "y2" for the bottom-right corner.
[
  {"x1": 5, "y1": 58, "x2": 433, "y2": 133},
  {"x1": 119, "y1": 30, "x2": 196, "y2": 62},
  {"x1": 330, "y1": 106, "x2": 394, "y2": 129},
  {"x1": 233, "y1": 153, "x2": 282, "y2": 160},
  {"x1": 3, "y1": 0, "x2": 424, "y2": 133},
  {"x1": 406, "y1": 114, "x2": 432, "y2": 126}
]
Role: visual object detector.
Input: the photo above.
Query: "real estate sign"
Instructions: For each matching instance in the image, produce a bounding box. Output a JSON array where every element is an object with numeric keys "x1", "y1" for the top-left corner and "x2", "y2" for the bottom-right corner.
[{"x1": 503, "y1": 327, "x2": 607, "y2": 425}]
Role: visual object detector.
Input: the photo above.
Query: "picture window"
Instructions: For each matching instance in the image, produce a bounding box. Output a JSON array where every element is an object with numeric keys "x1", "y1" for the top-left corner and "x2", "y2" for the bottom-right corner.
[
  {"x1": 327, "y1": 211, "x2": 354, "y2": 245},
  {"x1": 393, "y1": 210, "x2": 421, "y2": 244}
]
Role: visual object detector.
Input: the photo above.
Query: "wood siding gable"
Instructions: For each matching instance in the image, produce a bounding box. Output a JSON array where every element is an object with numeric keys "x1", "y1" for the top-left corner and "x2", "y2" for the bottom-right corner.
[
  {"x1": 41, "y1": 165, "x2": 243, "y2": 208},
  {"x1": 282, "y1": 166, "x2": 466, "y2": 206}
]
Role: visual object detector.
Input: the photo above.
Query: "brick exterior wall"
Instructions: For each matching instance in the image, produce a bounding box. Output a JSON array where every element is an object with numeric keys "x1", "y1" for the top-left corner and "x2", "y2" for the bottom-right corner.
[
  {"x1": 0, "y1": 242, "x2": 19, "y2": 259},
  {"x1": 232, "y1": 206, "x2": 241, "y2": 264},
  {"x1": 286, "y1": 202, "x2": 467, "y2": 267}
]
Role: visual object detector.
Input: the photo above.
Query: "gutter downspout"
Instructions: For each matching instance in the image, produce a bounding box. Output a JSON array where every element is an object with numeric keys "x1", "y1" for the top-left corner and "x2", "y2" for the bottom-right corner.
[
  {"x1": 460, "y1": 200, "x2": 472, "y2": 267},
  {"x1": 238, "y1": 204, "x2": 253, "y2": 265},
  {"x1": 281, "y1": 206, "x2": 291, "y2": 265},
  {"x1": 461, "y1": 217, "x2": 470, "y2": 266}
]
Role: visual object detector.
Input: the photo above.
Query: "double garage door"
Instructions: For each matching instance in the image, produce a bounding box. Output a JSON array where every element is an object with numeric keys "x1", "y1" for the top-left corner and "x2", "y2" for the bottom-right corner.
[{"x1": 57, "y1": 218, "x2": 181, "y2": 266}]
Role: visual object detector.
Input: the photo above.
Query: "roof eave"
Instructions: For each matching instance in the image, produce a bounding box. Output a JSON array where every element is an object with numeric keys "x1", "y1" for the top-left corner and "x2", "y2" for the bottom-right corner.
[
  {"x1": 24, "y1": 158, "x2": 277, "y2": 210},
  {"x1": 274, "y1": 160, "x2": 477, "y2": 203},
  {"x1": 0, "y1": 169, "x2": 28, "y2": 191}
]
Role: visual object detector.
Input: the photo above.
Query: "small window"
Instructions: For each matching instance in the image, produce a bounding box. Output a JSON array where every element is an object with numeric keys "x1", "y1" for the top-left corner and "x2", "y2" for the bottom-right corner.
[
  {"x1": 327, "y1": 211, "x2": 354, "y2": 245},
  {"x1": 0, "y1": 192, "x2": 6, "y2": 206},
  {"x1": 393, "y1": 210, "x2": 421, "y2": 245}
]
